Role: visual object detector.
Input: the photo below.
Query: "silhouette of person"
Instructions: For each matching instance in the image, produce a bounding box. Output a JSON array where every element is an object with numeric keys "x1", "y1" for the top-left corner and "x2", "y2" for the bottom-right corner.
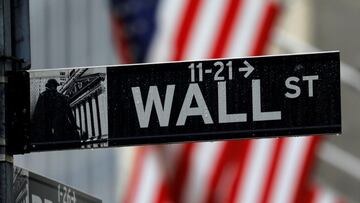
[{"x1": 32, "y1": 79, "x2": 80, "y2": 143}]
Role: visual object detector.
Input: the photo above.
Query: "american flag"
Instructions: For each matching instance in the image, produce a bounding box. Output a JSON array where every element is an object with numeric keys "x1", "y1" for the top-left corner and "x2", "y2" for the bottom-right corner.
[{"x1": 110, "y1": 0, "x2": 345, "y2": 202}]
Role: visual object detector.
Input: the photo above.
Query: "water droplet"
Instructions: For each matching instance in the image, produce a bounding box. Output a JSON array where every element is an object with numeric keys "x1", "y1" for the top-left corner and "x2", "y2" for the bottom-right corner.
[{"x1": 136, "y1": 100, "x2": 140, "y2": 104}]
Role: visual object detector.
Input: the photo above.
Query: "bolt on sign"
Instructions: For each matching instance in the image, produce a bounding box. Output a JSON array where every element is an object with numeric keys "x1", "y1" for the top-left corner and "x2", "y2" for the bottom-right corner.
[{"x1": 7, "y1": 51, "x2": 341, "y2": 154}]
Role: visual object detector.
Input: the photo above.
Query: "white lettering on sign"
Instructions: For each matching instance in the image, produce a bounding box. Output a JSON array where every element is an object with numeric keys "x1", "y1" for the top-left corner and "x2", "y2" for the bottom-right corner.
[
  {"x1": 31, "y1": 194, "x2": 53, "y2": 203},
  {"x1": 132, "y1": 85, "x2": 175, "y2": 128},
  {"x1": 58, "y1": 184, "x2": 77, "y2": 203},
  {"x1": 285, "y1": 75, "x2": 319, "y2": 98},
  {"x1": 131, "y1": 79, "x2": 288, "y2": 128},
  {"x1": 218, "y1": 81, "x2": 247, "y2": 123},
  {"x1": 127, "y1": 60, "x2": 327, "y2": 130},
  {"x1": 176, "y1": 83, "x2": 213, "y2": 126},
  {"x1": 285, "y1": 77, "x2": 301, "y2": 98},
  {"x1": 303, "y1": 75, "x2": 319, "y2": 97},
  {"x1": 252, "y1": 79, "x2": 282, "y2": 121},
  {"x1": 189, "y1": 60, "x2": 236, "y2": 82}
]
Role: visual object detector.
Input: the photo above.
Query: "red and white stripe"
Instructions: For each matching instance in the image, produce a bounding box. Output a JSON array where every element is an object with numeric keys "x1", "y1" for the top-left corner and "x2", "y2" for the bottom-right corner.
[
  {"x1": 123, "y1": 147, "x2": 171, "y2": 203},
  {"x1": 180, "y1": 142, "x2": 225, "y2": 203},
  {"x1": 147, "y1": 0, "x2": 186, "y2": 62},
  {"x1": 306, "y1": 184, "x2": 346, "y2": 203},
  {"x1": 113, "y1": 0, "x2": 344, "y2": 203},
  {"x1": 163, "y1": 137, "x2": 321, "y2": 203}
]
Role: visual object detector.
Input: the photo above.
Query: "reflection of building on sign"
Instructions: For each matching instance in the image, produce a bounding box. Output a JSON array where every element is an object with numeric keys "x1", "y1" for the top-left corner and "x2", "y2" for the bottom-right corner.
[
  {"x1": 32, "y1": 79, "x2": 80, "y2": 143},
  {"x1": 13, "y1": 167, "x2": 29, "y2": 203},
  {"x1": 59, "y1": 71, "x2": 67, "y2": 85},
  {"x1": 30, "y1": 68, "x2": 109, "y2": 149}
]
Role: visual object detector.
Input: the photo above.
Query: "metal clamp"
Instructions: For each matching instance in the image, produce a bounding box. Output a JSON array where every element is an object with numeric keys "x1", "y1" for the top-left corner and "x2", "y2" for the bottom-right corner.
[
  {"x1": 0, "y1": 154, "x2": 13, "y2": 163},
  {"x1": 0, "y1": 55, "x2": 25, "y2": 63},
  {"x1": 0, "y1": 138, "x2": 5, "y2": 146},
  {"x1": 0, "y1": 76, "x2": 7, "y2": 83},
  {"x1": 0, "y1": 55, "x2": 30, "y2": 70},
  {"x1": 0, "y1": 139, "x2": 13, "y2": 163}
]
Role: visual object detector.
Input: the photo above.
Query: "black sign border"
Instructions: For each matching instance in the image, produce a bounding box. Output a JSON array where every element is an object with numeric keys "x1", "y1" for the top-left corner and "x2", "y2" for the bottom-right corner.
[
  {"x1": 108, "y1": 51, "x2": 341, "y2": 147},
  {"x1": 7, "y1": 51, "x2": 341, "y2": 153}
]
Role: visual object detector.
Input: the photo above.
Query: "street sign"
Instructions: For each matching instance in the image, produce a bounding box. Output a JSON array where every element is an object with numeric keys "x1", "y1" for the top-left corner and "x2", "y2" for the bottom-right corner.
[
  {"x1": 7, "y1": 51, "x2": 341, "y2": 153},
  {"x1": 13, "y1": 166, "x2": 102, "y2": 203}
]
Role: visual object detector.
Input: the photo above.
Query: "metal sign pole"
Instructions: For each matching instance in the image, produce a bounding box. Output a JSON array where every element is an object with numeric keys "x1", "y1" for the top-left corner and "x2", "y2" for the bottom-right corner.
[
  {"x1": 1, "y1": 0, "x2": 30, "y2": 201},
  {"x1": 0, "y1": 0, "x2": 14, "y2": 201}
]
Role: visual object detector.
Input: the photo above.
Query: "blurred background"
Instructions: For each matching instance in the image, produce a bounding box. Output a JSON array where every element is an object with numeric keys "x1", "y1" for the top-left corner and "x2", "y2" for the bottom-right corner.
[{"x1": 14, "y1": 0, "x2": 360, "y2": 202}]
